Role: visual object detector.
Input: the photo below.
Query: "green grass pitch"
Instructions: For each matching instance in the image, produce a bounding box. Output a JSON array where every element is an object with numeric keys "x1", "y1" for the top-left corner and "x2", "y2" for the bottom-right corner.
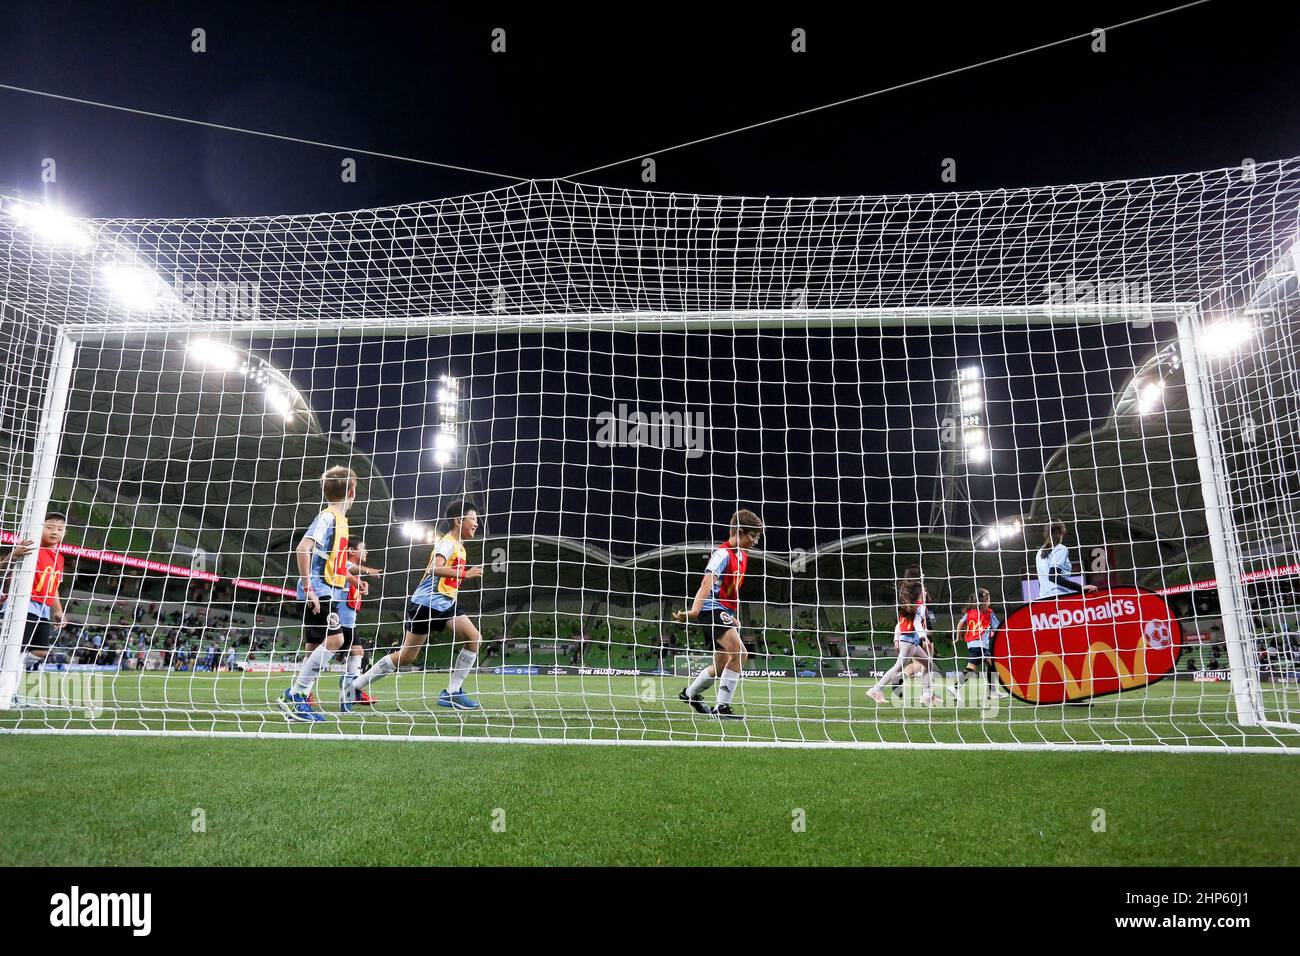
[
  {"x1": 2, "y1": 735, "x2": 1298, "y2": 866},
  {"x1": 2, "y1": 673, "x2": 1298, "y2": 865}
]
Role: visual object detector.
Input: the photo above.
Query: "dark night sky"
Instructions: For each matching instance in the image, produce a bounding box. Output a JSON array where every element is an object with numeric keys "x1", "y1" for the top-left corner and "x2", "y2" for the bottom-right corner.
[
  {"x1": 4, "y1": 2, "x2": 1297, "y2": 212},
  {"x1": 4, "y1": 2, "x2": 1298, "y2": 554}
]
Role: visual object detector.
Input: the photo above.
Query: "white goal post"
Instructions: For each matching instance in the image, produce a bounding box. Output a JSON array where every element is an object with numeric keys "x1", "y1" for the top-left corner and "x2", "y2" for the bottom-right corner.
[{"x1": 1, "y1": 163, "x2": 1298, "y2": 752}]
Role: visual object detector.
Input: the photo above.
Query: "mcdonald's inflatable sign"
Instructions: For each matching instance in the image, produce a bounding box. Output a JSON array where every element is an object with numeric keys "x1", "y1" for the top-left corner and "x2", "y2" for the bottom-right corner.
[{"x1": 992, "y1": 587, "x2": 1182, "y2": 704}]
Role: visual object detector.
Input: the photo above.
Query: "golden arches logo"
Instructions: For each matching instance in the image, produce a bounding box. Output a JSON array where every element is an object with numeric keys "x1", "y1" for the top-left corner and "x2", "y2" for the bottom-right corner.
[{"x1": 1005, "y1": 638, "x2": 1159, "y2": 702}]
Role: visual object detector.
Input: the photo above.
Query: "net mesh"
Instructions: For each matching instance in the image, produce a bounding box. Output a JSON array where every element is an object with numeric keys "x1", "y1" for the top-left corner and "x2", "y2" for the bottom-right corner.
[{"x1": 0, "y1": 160, "x2": 1298, "y2": 750}]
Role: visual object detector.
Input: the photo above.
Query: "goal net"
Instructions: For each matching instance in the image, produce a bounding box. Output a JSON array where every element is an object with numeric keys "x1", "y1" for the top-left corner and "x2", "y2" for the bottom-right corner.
[{"x1": 1, "y1": 162, "x2": 1298, "y2": 752}]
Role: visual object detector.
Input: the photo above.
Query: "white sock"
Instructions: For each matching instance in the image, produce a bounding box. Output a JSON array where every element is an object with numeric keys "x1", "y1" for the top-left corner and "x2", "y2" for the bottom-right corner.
[
  {"x1": 715, "y1": 668, "x2": 742, "y2": 706},
  {"x1": 346, "y1": 654, "x2": 362, "y2": 677},
  {"x1": 23, "y1": 653, "x2": 40, "y2": 671},
  {"x1": 291, "y1": 645, "x2": 334, "y2": 695},
  {"x1": 448, "y1": 649, "x2": 477, "y2": 692},
  {"x1": 353, "y1": 654, "x2": 396, "y2": 690},
  {"x1": 686, "y1": 667, "x2": 715, "y2": 697}
]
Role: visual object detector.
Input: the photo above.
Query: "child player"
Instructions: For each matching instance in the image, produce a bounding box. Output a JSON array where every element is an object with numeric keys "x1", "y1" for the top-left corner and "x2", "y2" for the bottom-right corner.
[
  {"x1": 949, "y1": 588, "x2": 1008, "y2": 701},
  {"x1": 1036, "y1": 519, "x2": 1098, "y2": 599},
  {"x1": 868, "y1": 567, "x2": 940, "y2": 706},
  {"x1": 305, "y1": 537, "x2": 380, "y2": 712},
  {"x1": 276, "y1": 465, "x2": 358, "y2": 723},
  {"x1": 0, "y1": 512, "x2": 69, "y2": 678},
  {"x1": 335, "y1": 538, "x2": 381, "y2": 710},
  {"x1": 675, "y1": 509, "x2": 763, "y2": 721},
  {"x1": 887, "y1": 566, "x2": 930, "y2": 699},
  {"x1": 347, "y1": 500, "x2": 484, "y2": 710}
]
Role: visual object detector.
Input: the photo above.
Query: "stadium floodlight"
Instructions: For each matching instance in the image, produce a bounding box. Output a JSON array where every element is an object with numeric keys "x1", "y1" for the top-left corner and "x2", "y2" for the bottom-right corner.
[
  {"x1": 967, "y1": 443, "x2": 989, "y2": 464},
  {"x1": 980, "y1": 517, "x2": 1022, "y2": 547},
  {"x1": 1137, "y1": 379, "x2": 1164, "y2": 415},
  {"x1": 6, "y1": 201, "x2": 94, "y2": 250},
  {"x1": 263, "y1": 385, "x2": 295, "y2": 422},
  {"x1": 433, "y1": 430, "x2": 458, "y2": 466},
  {"x1": 186, "y1": 338, "x2": 240, "y2": 371},
  {"x1": 440, "y1": 403, "x2": 458, "y2": 419},
  {"x1": 962, "y1": 427, "x2": 986, "y2": 446},
  {"x1": 961, "y1": 396, "x2": 983, "y2": 414},
  {"x1": 958, "y1": 365, "x2": 982, "y2": 381},
  {"x1": 101, "y1": 262, "x2": 169, "y2": 311},
  {"x1": 1199, "y1": 318, "x2": 1254, "y2": 357},
  {"x1": 959, "y1": 381, "x2": 982, "y2": 399}
]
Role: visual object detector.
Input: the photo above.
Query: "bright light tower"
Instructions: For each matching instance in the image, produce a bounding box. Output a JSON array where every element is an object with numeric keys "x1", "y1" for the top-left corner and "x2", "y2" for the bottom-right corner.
[
  {"x1": 186, "y1": 338, "x2": 240, "y2": 371},
  {"x1": 4, "y1": 200, "x2": 94, "y2": 251},
  {"x1": 930, "y1": 364, "x2": 990, "y2": 534},
  {"x1": 432, "y1": 374, "x2": 483, "y2": 505},
  {"x1": 1137, "y1": 379, "x2": 1165, "y2": 415},
  {"x1": 979, "y1": 516, "x2": 1024, "y2": 549},
  {"x1": 101, "y1": 262, "x2": 171, "y2": 311},
  {"x1": 433, "y1": 375, "x2": 463, "y2": 469},
  {"x1": 185, "y1": 338, "x2": 300, "y2": 422},
  {"x1": 1198, "y1": 318, "x2": 1254, "y2": 357}
]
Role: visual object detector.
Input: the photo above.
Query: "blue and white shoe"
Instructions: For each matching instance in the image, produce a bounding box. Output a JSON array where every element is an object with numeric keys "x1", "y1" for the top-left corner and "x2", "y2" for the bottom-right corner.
[
  {"x1": 339, "y1": 676, "x2": 356, "y2": 713},
  {"x1": 438, "y1": 688, "x2": 480, "y2": 710},
  {"x1": 276, "y1": 689, "x2": 325, "y2": 722}
]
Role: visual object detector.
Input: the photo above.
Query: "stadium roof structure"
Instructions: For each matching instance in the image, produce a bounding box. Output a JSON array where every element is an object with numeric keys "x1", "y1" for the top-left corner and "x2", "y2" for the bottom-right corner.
[
  {"x1": 34, "y1": 334, "x2": 393, "y2": 579},
  {"x1": 94, "y1": 342, "x2": 386, "y2": 573},
  {"x1": 448, "y1": 531, "x2": 1026, "y2": 620}
]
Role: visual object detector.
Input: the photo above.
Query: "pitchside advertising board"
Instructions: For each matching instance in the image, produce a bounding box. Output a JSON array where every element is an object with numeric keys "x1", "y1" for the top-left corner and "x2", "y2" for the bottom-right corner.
[
  {"x1": 992, "y1": 586, "x2": 1182, "y2": 704},
  {"x1": 491, "y1": 665, "x2": 799, "y2": 677}
]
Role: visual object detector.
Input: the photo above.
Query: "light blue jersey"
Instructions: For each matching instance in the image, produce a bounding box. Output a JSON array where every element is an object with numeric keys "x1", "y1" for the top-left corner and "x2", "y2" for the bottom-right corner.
[
  {"x1": 295, "y1": 508, "x2": 347, "y2": 603},
  {"x1": 410, "y1": 534, "x2": 462, "y2": 611}
]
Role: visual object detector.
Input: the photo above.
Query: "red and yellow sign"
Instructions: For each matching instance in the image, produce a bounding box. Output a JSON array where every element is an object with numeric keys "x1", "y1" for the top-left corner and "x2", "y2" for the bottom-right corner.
[{"x1": 992, "y1": 587, "x2": 1182, "y2": 704}]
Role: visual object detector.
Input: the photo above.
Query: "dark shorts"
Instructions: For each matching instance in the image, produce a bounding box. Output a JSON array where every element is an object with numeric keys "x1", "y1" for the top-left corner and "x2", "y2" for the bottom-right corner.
[
  {"x1": 22, "y1": 614, "x2": 53, "y2": 650},
  {"x1": 405, "y1": 601, "x2": 457, "y2": 637},
  {"x1": 697, "y1": 608, "x2": 741, "y2": 647},
  {"x1": 304, "y1": 598, "x2": 354, "y2": 649},
  {"x1": 966, "y1": 644, "x2": 991, "y2": 664}
]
